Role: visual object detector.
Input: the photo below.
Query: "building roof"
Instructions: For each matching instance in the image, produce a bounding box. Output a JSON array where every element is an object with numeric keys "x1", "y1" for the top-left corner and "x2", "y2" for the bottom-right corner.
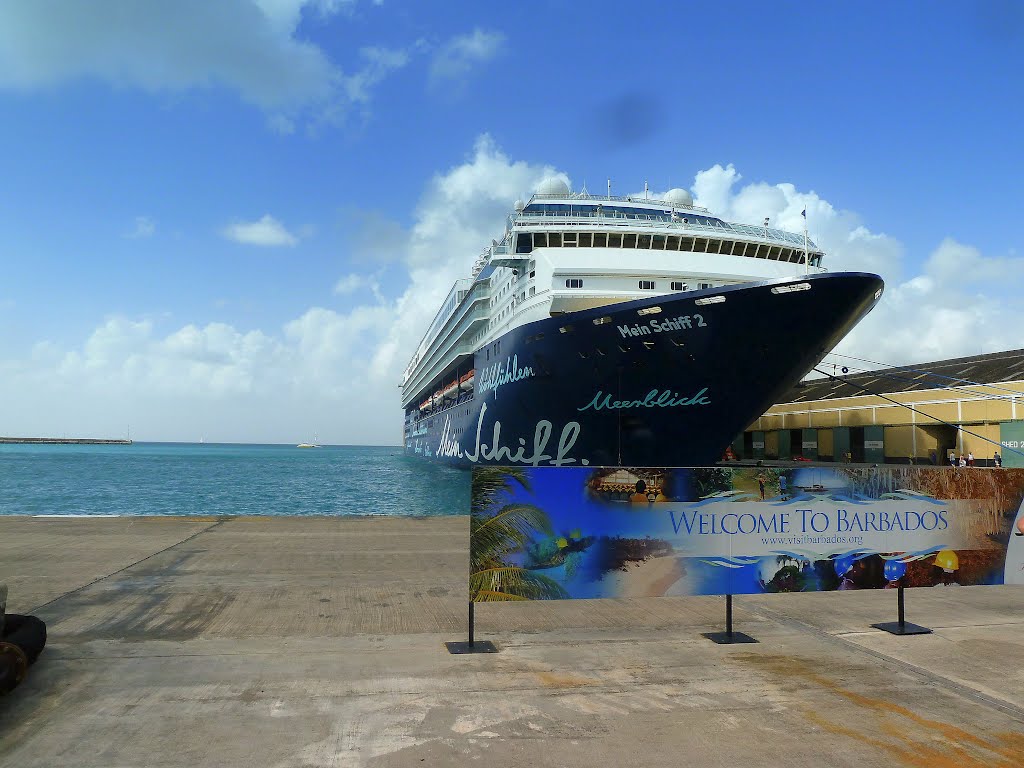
[{"x1": 783, "y1": 348, "x2": 1024, "y2": 404}]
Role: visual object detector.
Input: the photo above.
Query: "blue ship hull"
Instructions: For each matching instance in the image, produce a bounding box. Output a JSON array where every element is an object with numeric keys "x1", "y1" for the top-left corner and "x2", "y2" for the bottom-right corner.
[{"x1": 404, "y1": 272, "x2": 882, "y2": 467}]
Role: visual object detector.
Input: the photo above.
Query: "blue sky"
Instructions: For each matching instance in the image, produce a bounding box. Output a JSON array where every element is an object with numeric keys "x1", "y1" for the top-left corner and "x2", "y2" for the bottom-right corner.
[{"x1": 1, "y1": 0, "x2": 1022, "y2": 443}]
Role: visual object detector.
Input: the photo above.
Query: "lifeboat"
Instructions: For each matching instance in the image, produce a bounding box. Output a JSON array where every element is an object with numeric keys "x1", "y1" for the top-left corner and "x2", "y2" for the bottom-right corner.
[{"x1": 459, "y1": 370, "x2": 475, "y2": 391}]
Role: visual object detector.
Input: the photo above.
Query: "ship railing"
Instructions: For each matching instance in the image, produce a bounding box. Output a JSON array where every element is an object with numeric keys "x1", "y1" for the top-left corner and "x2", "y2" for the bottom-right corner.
[
  {"x1": 512, "y1": 212, "x2": 811, "y2": 248},
  {"x1": 411, "y1": 391, "x2": 475, "y2": 421},
  {"x1": 530, "y1": 192, "x2": 711, "y2": 214}
]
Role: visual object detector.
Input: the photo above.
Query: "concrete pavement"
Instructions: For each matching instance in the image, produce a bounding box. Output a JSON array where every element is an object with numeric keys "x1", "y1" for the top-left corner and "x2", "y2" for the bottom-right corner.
[{"x1": 1, "y1": 515, "x2": 1022, "y2": 767}]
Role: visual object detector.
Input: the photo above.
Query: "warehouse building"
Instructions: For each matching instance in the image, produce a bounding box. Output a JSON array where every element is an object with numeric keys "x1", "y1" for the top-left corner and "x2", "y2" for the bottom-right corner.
[{"x1": 735, "y1": 348, "x2": 1024, "y2": 467}]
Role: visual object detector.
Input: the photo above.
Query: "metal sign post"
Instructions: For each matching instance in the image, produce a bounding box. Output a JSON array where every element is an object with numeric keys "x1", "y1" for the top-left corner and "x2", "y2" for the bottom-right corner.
[
  {"x1": 446, "y1": 600, "x2": 498, "y2": 654},
  {"x1": 871, "y1": 585, "x2": 932, "y2": 635},
  {"x1": 703, "y1": 594, "x2": 757, "y2": 644}
]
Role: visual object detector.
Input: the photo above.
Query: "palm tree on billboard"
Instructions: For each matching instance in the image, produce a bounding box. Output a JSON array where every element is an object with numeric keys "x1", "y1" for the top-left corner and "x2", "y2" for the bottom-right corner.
[{"x1": 470, "y1": 467, "x2": 568, "y2": 601}]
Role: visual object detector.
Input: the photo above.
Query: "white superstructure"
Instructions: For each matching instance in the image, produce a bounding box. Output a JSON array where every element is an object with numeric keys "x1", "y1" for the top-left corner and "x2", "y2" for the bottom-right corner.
[{"x1": 401, "y1": 180, "x2": 824, "y2": 411}]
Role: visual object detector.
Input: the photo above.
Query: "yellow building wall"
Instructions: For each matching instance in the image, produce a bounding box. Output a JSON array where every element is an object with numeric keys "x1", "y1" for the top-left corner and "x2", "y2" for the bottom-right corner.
[
  {"x1": 961, "y1": 398, "x2": 1013, "y2": 424},
  {"x1": 959, "y1": 424, "x2": 1002, "y2": 461},
  {"x1": 884, "y1": 426, "x2": 913, "y2": 458},
  {"x1": 818, "y1": 428, "x2": 834, "y2": 458},
  {"x1": 841, "y1": 408, "x2": 876, "y2": 426},
  {"x1": 808, "y1": 410, "x2": 843, "y2": 428},
  {"x1": 765, "y1": 431, "x2": 779, "y2": 459},
  {"x1": 913, "y1": 426, "x2": 942, "y2": 454}
]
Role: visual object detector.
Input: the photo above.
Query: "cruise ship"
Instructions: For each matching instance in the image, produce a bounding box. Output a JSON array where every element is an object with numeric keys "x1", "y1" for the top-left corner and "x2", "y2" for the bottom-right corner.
[{"x1": 401, "y1": 178, "x2": 883, "y2": 467}]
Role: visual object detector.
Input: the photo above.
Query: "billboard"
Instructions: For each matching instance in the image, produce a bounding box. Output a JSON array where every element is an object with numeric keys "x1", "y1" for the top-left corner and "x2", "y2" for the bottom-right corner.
[{"x1": 469, "y1": 466, "x2": 1024, "y2": 601}]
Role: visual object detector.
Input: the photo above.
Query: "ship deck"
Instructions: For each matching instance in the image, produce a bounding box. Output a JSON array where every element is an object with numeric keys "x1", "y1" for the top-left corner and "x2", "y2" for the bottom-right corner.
[{"x1": 2, "y1": 514, "x2": 1022, "y2": 767}]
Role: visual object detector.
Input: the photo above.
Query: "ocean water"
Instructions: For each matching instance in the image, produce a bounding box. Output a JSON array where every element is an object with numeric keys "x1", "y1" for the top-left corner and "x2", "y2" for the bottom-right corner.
[{"x1": 0, "y1": 443, "x2": 469, "y2": 517}]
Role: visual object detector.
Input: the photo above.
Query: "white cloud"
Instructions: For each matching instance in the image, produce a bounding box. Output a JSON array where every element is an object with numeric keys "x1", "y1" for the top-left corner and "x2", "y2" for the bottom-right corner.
[
  {"x1": 0, "y1": 1, "x2": 404, "y2": 129},
  {"x1": 125, "y1": 215, "x2": 156, "y2": 239},
  {"x1": 333, "y1": 272, "x2": 383, "y2": 302},
  {"x1": 342, "y1": 46, "x2": 409, "y2": 103},
  {"x1": 430, "y1": 29, "x2": 504, "y2": 86},
  {"x1": 222, "y1": 214, "x2": 299, "y2": 247}
]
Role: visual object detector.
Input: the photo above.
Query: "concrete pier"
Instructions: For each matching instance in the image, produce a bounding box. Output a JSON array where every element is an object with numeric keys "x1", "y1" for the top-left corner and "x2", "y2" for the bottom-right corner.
[
  {"x1": 0, "y1": 437, "x2": 132, "y2": 445},
  {"x1": 1, "y1": 515, "x2": 1022, "y2": 767}
]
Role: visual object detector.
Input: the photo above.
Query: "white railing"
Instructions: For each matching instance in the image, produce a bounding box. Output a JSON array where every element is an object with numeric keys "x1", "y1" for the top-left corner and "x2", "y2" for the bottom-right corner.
[{"x1": 530, "y1": 192, "x2": 710, "y2": 214}]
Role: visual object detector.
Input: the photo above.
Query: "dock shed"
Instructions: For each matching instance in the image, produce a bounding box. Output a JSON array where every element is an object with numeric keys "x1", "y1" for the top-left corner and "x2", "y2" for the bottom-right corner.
[{"x1": 736, "y1": 348, "x2": 1024, "y2": 467}]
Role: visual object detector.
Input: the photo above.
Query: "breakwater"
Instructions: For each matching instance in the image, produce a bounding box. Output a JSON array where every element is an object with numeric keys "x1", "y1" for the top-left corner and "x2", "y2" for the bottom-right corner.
[{"x1": 0, "y1": 437, "x2": 132, "y2": 445}]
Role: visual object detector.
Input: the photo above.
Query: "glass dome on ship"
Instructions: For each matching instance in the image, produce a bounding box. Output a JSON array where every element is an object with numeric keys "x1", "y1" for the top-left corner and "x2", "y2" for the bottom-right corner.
[{"x1": 402, "y1": 179, "x2": 883, "y2": 468}]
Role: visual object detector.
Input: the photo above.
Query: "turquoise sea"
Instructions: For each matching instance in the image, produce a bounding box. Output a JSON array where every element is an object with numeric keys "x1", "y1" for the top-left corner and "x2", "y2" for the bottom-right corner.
[{"x1": 0, "y1": 443, "x2": 469, "y2": 517}]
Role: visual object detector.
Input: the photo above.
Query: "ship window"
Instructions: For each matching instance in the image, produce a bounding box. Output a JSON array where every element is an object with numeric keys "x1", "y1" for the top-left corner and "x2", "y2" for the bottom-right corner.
[
  {"x1": 593, "y1": 316, "x2": 611, "y2": 325},
  {"x1": 680, "y1": 236, "x2": 694, "y2": 251},
  {"x1": 565, "y1": 278, "x2": 584, "y2": 288},
  {"x1": 671, "y1": 281, "x2": 686, "y2": 291},
  {"x1": 548, "y1": 233, "x2": 562, "y2": 247},
  {"x1": 608, "y1": 233, "x2": 622, "y2": 247},
  {"x1": 637, "y1": 234, "x2": 652, "y2": 249},
  {"x1": 768, "y1": 246, "x2": 782, "y2": 260},
  {"x1": 562, "y1": 233, "x2": 577, "y2": 247},
  {"x1": 639, "y1": 280, "x2": 656, "y2": 290},
  {"x1": 731, "y1": 241, "x2": 745, "y2": 256},
  {"x1": 699, "y1": 282, "x2": 712, "y2": 289},
  {"x1": 579, "y1": 232, "x2": 592, "y2": 247},
  {"x1": 718, "y1": 240, "x2": 732, "y2": 254},
  {"x1": 594, "y1": 232, "x2": 608, "y2": 247},
  {"x1": 559, "y1": 324, "x2": 575, "y2": 334},
  {"x1": 652, "y1": 235, "x2": 666, "y2": 249},
  {"x1": 693, "y1": 238, "x2": 709, "y2": 253},
  {"x1": 529, "y1": 286, "x2": 535, "y2": 296},
  {"x1": 637, "y1": 305, "x2": 662, "y2": 316},
  {"x1": 529, "y1": 270, "x2": 535, "y2": 278},
  {"x1": 624, "y1": 233, "x2": 637, "y2": 248},
  {"x1": 533, "y1": 232, "x2": 547, "y2": 248},
  {"x1": 666, "y1": 235, "x2": 680, "y2": 250},
  {"x1": 515, "y1": 234, "x2": 532, "y2": 254}
]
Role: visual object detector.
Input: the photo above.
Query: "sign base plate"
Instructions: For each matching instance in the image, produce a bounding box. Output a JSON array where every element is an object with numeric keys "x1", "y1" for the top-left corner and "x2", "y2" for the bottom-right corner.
[
  {"x1": 702, "y1": 631, "x2": 758, "y2": 644},
  {"x1": 445, "y1": 640, "x2": 499, "y2": 654},
  {"x1": 871, "y1": 622, "x2": 932, "y2": 636}
]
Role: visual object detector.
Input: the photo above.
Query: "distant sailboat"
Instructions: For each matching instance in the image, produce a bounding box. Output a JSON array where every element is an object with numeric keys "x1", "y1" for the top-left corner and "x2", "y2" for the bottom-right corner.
[{"x1": 297, "y1": 434, "x2": 320, "y2": 448}]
